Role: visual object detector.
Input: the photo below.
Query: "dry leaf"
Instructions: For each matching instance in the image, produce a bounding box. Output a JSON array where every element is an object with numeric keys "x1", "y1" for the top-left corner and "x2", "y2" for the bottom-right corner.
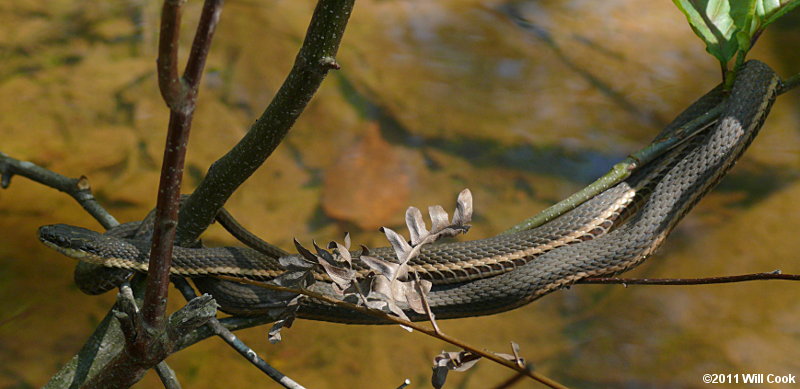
[{"x1": 431, "y1": 350, "x2": 482, "y2": 389}]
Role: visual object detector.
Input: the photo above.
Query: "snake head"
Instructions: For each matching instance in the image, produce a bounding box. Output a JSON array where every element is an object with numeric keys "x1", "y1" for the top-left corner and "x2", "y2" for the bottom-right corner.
[{"x1": 38, "y1": 224, "x2": 109, "y2": 262}]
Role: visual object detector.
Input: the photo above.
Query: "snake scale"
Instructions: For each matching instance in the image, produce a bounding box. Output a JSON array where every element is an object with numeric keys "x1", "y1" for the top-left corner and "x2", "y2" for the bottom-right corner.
[{"x1": 39, "y1": 60, "x2": 779, "y2": 324}]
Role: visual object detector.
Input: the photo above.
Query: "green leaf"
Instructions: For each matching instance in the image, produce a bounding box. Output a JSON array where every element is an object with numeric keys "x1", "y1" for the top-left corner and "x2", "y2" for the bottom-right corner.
[
  {"x1": 674, "y1": 0, "x2": 799, "y2": 67},
  {"x1": 673, "y1": 0, "x2": 741, "y2": 64},
  {"x1": 731, "y1": 0, "x2": 759, "y2": 39},
  {"x1": 761, "y1": 0, "x2": 800, "y2": 27}
]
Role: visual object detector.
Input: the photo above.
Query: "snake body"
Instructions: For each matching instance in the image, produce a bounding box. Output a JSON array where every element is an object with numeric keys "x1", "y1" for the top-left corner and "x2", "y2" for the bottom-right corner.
[{"x1": 39, "y1": 61, "x2": 779, "y2": 323}]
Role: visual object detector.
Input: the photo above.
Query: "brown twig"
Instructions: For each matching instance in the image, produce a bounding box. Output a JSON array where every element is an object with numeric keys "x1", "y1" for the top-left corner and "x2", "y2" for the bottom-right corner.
[
  {"x1": 579, "y1": 271, "x2": 800, "y2": 286},
  {"x1": 83, "y1": 1, "x2": 225, "y2": 387},
  {"x1": 157, "y1": 0, "x2": 184, "y2": 106},
  {"x1": 215, "y1": 276, "x2": 567, "y2": 389},
  {"x1": 416, "y1": 280, "x2": 441, "y2": 335},
  {"x1": 143, "y1": 0, "x2": 223, "y2": 332}
]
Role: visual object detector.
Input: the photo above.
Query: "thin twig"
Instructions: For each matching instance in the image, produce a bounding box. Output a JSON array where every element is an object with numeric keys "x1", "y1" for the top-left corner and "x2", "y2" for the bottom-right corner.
[
  {"x1": 507, "y1": 69, "x2": 799, "y2": 235},
  {"x1": 183, "y1": 0, "x2": 223, "y2": 99},
  {"x1": 415, "y1": 279, "x2": 441, "y2": 335},
  {"x1": 0, "y1": 152, "x2": 118, "y2": 229},
  {"x1": 215, "y1": 276, "x2": 568, "y2": 389},
  {"x1": 779, "y1": 72, "x2": 800, "y2": 95},
  {"x1": 172, "y1": 279, "x2": 306, "y2": 389},
  {"x1": 504, "y1": 92, "x2": 724, "y2": 233},
  {"x1": 156, "y1": 0, "x2": 184, "y2": 106},
  {"x1": 176, "y1": 315, "x2": 278, "y2": 351},
  {"x1": 155, "y1": 362, "x2": 183, "y2": 389},
  {"x1": 580, "y1": 271, "x2": 800, "y2": 286}
]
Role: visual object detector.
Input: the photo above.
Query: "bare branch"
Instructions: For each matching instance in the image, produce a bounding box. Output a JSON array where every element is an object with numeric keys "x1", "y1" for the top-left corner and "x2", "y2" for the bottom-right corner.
[
  {"x1": 154, "y1": 362, "x2": 183, "y2": 389},
  {"x1": 779, "y1": 72, "x2": 800, "y2": 95},
  {"x1": 0, "y1": 152, "x2": 118, "y2": 229},
  {"x1": 183, "y1": 0, "x2": 224, "y2": 93},
  {"x1": 143, "y1": 0, "x2": 224, "y2": 333},
  {"x1": 172, "y1": 279, "x2": 306, "y2": 389},
  {"x1": 580, "y1": 271, "x2": 800, "y2": 286},
  {"x1": 157, "y1": 0, "x2": 184, "y2": 106},
  {"x1": 82, "y1": 284, "x2": 216, "y2": 389}
]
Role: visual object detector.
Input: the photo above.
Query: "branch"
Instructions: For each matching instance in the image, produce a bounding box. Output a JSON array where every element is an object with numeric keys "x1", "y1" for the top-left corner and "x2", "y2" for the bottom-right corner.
[
  {"x1": 504, "y1": 87, "x2": 725, "y2": 234},
  {"x1": 504, "y1": 65, "x2": 800, "y2": 235},
  {"x1": 214, "y1": 276, "x2": 568, "y2": 389},
  {"x1": 45, "y1": 279, "x2": 280, "y2": 388},
  {"x1": 779, "y1": 72, "x2": 800, "y2": 95},
  {"x1": 81, "y1": 284, "x2": 217, "y2": 389},
  {"x1": 154, "y1": 362, "x2": 182, "y2": 389},
  {"x1": 0, "y1": 152, "x2": 118, "y2": 229},
  {"x1": 175, "y1": 0, "x2": 355, "y2": 246},
  {"x1": 579, "y1": 271, "x2": 800, "y2": 286},
  {"x1": 156, "y1": 0, "x2": 184, "y2": 107},
  {"x1": 172, "y1": 279, "x2": 306, "y2": 389},
  {"x1": 0, "y1": 154, "x2": 196, "y2": 388},
  {"x1": 183, "y1": 0, "x2": 223, "y2": 94},
  {"x1": 143, "y1": 0, "x2": 223, "y2": 331},
  {"x1": 83, "y1": 1, "x2": 224, "y2": 387}
]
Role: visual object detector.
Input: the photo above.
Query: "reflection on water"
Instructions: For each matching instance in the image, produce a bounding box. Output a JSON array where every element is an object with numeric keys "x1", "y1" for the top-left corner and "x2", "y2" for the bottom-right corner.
[{"x1": 1, "y1": 1, "x2": 799, "y2": 388}]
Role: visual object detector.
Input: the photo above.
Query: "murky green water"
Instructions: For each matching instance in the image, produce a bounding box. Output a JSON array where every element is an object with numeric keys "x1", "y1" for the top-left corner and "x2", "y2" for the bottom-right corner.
[{"x1": 2, "y1": 1, "x2": 799, "y2": 388}]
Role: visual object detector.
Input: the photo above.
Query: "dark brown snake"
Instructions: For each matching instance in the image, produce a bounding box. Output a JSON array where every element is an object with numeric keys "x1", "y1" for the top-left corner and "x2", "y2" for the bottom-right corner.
[{"x1": 38, "y1": 60, "x2": 779, "y2": 323}]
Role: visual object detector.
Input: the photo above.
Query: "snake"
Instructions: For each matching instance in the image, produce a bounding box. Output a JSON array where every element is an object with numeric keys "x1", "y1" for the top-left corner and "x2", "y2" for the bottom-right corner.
[{"x1": 38, "y1": 60, "x2": 779, "y2": 324}]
